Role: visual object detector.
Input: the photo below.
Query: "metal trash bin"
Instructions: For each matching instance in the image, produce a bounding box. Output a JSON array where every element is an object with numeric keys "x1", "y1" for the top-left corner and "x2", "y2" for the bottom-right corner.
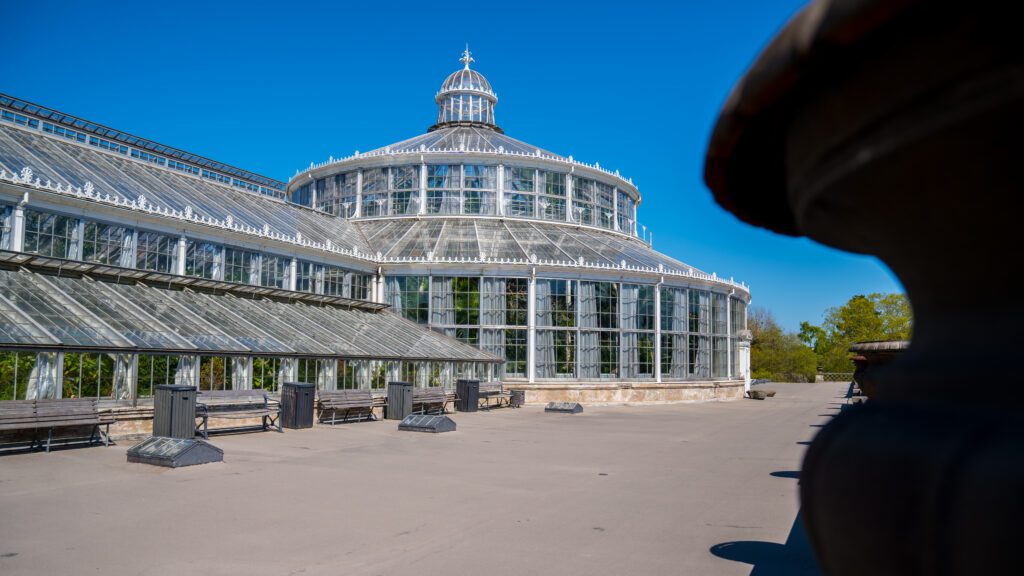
[
  {"x1": 456, "y1": 379, "x2": 480, "y2": 412},
  {"x1": 387, "y1": 381, "x2": 414, "y2": 420},
  {"x1": 281, "y1": 382, "x2": 316, "y2": 429},
  {"x1": 153, "y1": 385, "x2": 196, "y2": 439},
  {"x1": 509, "y1": 389, "x2": 525, "y2": 408}
]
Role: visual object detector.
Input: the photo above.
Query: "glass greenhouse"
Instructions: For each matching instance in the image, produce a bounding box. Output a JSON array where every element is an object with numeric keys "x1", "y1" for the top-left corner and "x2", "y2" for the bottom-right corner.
[{"x1": 0, "y1": 48, "x2": 750, "y2": 407}]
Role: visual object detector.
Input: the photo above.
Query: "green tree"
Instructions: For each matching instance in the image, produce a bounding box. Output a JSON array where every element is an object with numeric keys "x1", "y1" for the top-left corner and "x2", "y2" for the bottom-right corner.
[
  {"x1": 802, "y1": 293, "x2": 912, "y2": 372},
  {"x1": 749, "y1": 307, "x2": 817, "y2": 382}
]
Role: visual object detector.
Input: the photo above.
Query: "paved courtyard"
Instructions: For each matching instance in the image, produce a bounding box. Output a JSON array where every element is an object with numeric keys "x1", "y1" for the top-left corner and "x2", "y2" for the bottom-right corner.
[{"x1": 0, "y1": 382, "x2": 843, "y2": 575}]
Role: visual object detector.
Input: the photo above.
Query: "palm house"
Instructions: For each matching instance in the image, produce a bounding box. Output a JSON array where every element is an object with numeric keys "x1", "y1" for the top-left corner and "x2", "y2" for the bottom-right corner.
[
  {"x1": 0, "y1": 49, "x2": 750, "y2": 416},
  {"x1": 286, "y1": 49, "x2": 751, "y2": 403}
]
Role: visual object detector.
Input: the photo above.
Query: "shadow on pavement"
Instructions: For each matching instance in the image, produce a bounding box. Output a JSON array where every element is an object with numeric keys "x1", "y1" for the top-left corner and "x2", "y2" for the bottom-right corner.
[
  {"x1": 770, "y1": 470, "x2": 800, "y2": 480},
  {"x1": 710, "y1": 511, "x2": 821, "y2": 575}
]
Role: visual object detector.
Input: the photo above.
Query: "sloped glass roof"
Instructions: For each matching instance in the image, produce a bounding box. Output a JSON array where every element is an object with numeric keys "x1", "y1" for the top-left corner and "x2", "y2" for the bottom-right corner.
[
  {"x1": 0, "y1": 125, "x2": 371, "y2": 254},
  {"x1": 0, "y1": 269, "x2": 134, "y2": 349},
  {"x1": 0, "y1": 265, "x2": 498, "y2": 362},
  {"x1": 356, "y1": 218, "x2": 701, "y2": 273},
  {"x1": 0, "y1": 93, "x2": 286, "y2": 191},
  {"x1": 365, "y1": 126, "x2": 563, "y2": 158}
]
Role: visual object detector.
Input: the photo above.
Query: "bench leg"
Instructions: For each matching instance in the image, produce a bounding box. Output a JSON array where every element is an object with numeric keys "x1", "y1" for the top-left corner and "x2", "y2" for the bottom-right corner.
[{"x1": 45, "y1": 428, "x2": 52, "y2": 453}]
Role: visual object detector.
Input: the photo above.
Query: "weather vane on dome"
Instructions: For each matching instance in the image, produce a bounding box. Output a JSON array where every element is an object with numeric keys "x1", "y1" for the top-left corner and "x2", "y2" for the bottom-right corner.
[{"x1": 460, "y1": 44, "x2": 474, "y2": 70}]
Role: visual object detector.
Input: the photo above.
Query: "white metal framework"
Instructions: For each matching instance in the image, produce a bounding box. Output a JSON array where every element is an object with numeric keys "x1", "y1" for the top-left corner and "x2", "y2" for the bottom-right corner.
[{"x1": 0, "y1": 49, "x2": 751, "y2": 404}]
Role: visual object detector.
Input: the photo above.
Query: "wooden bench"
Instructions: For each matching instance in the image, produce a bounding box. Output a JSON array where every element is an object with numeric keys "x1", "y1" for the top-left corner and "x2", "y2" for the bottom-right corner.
[
  {"x1": 0, "y1": 399, "x2": 113, "y2": 452},
  {"x1": 195, "y1": 389, "x2": 281, "y2": 439},
  {"x1": 412, "y1": 387, "x2": 450, "y2": 415},
  {"x1": 318, "y1": 389, "x2": 377, "y2": 424},
  {"x1": 478, "y1": 383, "x2": 512, "y2": 409}
]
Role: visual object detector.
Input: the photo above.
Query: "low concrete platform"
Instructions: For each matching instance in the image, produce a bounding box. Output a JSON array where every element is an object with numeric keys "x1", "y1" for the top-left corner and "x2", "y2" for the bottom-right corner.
[{"x1": 0, "y1": 382, "x2": 841, "y2": 575}]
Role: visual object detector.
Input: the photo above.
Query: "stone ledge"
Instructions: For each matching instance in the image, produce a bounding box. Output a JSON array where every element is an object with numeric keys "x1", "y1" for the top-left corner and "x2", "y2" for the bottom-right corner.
[{"x1": 505, "y1": 380, "x2": 745, "y2": 405}]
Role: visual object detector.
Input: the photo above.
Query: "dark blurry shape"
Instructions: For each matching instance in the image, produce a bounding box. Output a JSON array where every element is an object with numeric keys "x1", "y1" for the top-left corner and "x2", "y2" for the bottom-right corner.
[
  {"x1": 849, "y1": 340, "x2": 909, "y2": 398},
  {"x1": 704, "y1": 0, "x2": 1022, "y2": 574}
]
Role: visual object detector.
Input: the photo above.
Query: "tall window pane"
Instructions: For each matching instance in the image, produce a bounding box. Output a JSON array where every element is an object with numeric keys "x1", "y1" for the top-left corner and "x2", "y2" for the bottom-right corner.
[
  {"x1": 185, "y1": 240, "x2": 221, "y2": 279},
  {"x1": 23, "y1": 209, "x2": 77, "y2": 259},
  {"x1": 136, "y1": 231, "x2": 176, "y2": 273},
  {"x1": 82, "y1": 221, "x2": 131, "y2": 266},
  {"x1": 385, "y1": 276, "x2": 429, "y2": 324},
  {"x1": 223, "y1": 247, "x2": 257, "y2": 284},
  {"x1": 260, "y1": 254, "x2": 289, "y2": 288}
]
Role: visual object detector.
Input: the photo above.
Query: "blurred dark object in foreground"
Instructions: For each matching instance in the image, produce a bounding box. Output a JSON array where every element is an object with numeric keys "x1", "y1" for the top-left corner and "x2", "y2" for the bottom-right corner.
[
  {"x1": 705, "y1": 0, "x2": 1023, "y2": 574},
  {"x1": 849, "y1": 340, "x2": 909, "y2": 399}
]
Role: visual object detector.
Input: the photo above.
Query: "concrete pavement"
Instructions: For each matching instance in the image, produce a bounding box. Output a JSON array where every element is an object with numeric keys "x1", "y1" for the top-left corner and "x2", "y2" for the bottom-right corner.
[{"x1": 0, "y1": 382, "x2": 843, "y2": 575}]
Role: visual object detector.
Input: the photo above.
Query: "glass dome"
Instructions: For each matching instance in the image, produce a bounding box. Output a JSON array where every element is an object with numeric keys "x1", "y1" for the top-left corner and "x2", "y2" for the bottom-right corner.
[{"x1": 433, "y1": 48, "x2": 499, "y2": 131}]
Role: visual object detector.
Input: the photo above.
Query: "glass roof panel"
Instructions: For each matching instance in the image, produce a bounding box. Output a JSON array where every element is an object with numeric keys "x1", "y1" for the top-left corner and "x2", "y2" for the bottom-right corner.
[
  {"x1": 157, "y1": 289, "x2": 296, "y2": 355},
  {"x1": 364, "y1": 126, "x2": 562, "y2": 158},
  {"x1": 0, "y1": 290, "x2": 59, "y2": 347},
  {"x1": 0, "y1": 125, "x2": 372, "y2": 255},
  {"x1": 0, "y1": 269, "x2": 134, "y2": 348},
  {"x1": 101, "y1": 282, "x2": 251, "y2": 353},
  {"x1": 43, "y1": 275, "x2": 195, "y2": 351}
]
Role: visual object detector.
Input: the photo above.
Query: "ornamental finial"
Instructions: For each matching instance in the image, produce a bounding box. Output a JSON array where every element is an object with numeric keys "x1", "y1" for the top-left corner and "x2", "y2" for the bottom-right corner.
[{"x1": 460, "y1": 44, "x2": 474, "y2": 69}]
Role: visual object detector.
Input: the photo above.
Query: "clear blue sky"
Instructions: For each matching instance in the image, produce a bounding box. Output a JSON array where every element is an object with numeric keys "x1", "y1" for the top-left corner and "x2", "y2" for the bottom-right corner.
[{"x1": 3, "y1": 0, "x2": 902, "y2": 331}]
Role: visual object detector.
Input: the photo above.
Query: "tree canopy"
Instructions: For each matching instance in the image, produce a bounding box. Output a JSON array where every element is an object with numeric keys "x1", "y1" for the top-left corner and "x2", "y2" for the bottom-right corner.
[
  {"x1": 749, "y1": 307, "x2": 818, "y2": 382},
  {"x1": 799, "y1": 293, "x2": 912, "y2": 373}
]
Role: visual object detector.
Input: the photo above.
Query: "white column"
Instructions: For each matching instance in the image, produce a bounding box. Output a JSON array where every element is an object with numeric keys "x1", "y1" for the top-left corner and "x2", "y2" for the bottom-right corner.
[
  {"x1": 613, "y1": 188, "x2": 620, "y2": 232},
  {"x1": 216, "y1": 246, "x2": 226, "y2": 281},
  {"x1": 654, "y1": 280, "x2": 662, "y2": 383},
  {"x1": 527, "y1": 272, "x2": 537, "y2": 383},
  {"x1": 419, "y1": 161, "x2": 427, "y2": 215},
  {"x1": 127, "y1": 229, "x2": 139, "y2": 268},
  {"x1": 176, "y1": 236, "x2": 187, "y2": 275},
  {"x1": 309, "y1": 178, "x2": 318, "y2": 211},
  {"x1": 355, "y1": 169, "x2": 363, "y2": 218},
  {"x1": 288, "y1": 257, "x2": 298, "y2": 291},
  {"x1": 565, "y1": 173, "x2": 573, "y2": 223},
  {"x1": 73, "y1": 219, "x2": 85, "y2": 260},
  {"x1": 54, "y1": 352, "x2": 64, "y2": 398},
  {"x1": 496, "y1": 163, "x2": 505, "y2": 216},
  {"x1": 737, "y1": 336, "x2": 752, "y2": 393},
  {"x1": 11, "y1": 203, "x2": 25, "y2": 251},
  {"x1": 726, "y1": 295, "x2": 733, "y2": 380},
  {"x1": 375, "y1": 267, "x2": 385, "y2": 304}
]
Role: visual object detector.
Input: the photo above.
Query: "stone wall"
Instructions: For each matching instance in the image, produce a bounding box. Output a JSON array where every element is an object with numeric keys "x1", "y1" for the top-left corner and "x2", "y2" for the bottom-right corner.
[{"x1": 507, "y1": 380, "x2": 746, "y2": 405}]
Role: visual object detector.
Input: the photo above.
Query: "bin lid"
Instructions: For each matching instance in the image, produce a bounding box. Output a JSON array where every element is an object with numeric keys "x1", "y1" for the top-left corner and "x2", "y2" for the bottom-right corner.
[
  {"x1": 388, "y1": 381, "x2": 413, "y2": 387},
  {"x1": 282, "y1": 381, "x2": 316, "y2": 389},
  {"x1": 156, "y1": 385, "x2": 197, "y2": 392}
]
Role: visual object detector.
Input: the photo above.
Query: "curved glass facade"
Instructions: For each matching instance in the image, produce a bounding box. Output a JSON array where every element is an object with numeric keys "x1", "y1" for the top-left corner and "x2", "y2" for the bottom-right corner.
[
  {"x1": 294, "y1": 163, "x2": 636, "y2": 235},
  {"x1": 385, "y1": 274, "x2": 746, "y2": 382}
]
